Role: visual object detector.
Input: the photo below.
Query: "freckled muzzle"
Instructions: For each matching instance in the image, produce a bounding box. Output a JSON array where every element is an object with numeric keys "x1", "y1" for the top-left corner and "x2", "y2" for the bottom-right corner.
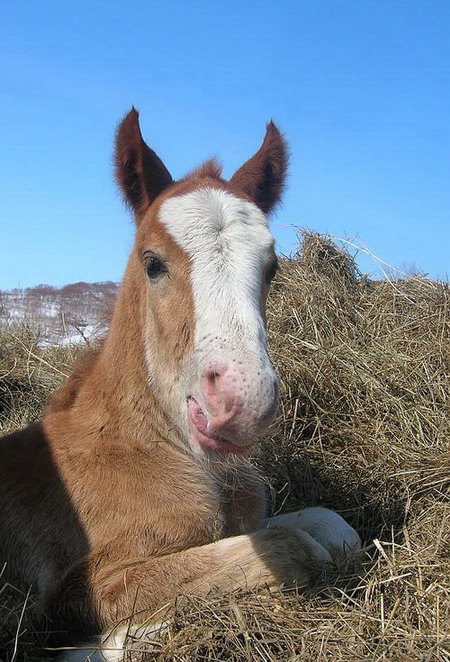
[{"x1": 187, "y1": 355, "x2": 279, "y2": 454}]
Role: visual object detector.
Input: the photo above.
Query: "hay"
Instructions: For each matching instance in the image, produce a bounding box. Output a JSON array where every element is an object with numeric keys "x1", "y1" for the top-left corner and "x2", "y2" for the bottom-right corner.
[
  {"x1": 0, "y1": 324, "x2": 76, "y2": 435},
  {"x1": 1, "y1": 232, "x2": 449, "y2": 661}
]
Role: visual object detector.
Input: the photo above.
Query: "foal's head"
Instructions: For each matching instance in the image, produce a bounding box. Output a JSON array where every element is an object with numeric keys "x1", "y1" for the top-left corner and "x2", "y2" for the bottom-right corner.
[{"x1": 115, "y1": 109, "x2": 287, "y2": 456}]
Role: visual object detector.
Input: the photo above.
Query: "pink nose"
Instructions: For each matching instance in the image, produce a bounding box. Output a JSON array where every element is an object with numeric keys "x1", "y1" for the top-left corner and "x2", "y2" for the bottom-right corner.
[{"x1": 201, "y1": 365, "x2": 242, "y2": 432}]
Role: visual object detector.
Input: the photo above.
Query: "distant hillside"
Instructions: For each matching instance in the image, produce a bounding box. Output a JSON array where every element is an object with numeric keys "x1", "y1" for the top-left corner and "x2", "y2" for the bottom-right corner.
[{"x1": 0, "y1": 281, "x2": 119, "y2": 345}]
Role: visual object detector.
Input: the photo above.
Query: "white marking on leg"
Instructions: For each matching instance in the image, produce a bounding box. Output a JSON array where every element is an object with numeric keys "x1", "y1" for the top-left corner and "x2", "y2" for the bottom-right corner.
[
  {"x1": 58, "y1": 622, "x2": 169, "y2": 661},
  {"x1": 266, "y1": 507, "x2": 361, "y2": 562}
]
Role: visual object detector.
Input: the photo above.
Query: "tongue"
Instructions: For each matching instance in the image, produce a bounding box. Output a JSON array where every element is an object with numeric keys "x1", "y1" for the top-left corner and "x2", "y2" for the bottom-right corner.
[
  {"x1": 188, "y1": 397, "x2": 228, "y2": 442},
  {"x1": 187, "y1": 397, "x2": 250, "y2": 455},
  {"x1": 188, "y1": 398, "x2": 212, "y2": 436}
]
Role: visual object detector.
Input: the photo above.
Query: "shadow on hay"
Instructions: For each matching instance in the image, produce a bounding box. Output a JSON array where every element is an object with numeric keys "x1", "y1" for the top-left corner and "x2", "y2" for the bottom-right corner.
[
  {"x1": 256, "y1": 442, "x2": 409, "y2": 549},
  {"x1": 0, "y1": 424, "x2": 103, "y2": 661}
]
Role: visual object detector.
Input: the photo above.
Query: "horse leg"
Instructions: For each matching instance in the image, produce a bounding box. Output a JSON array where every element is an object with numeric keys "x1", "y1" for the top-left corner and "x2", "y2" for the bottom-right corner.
[
  {"x1": 265, "y1": 506, "x2": 362, "y2": 564},
  {"x1": 53, "y1": 525, "x2": 333, "y2": 660}
]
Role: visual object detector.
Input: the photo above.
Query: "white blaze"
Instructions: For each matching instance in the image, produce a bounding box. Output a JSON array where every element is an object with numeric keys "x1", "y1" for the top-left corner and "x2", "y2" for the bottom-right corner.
[
  {"x1": 160, "y1": 188, "x2": 273, "y2": 353},
  {"x1": 159, "y1": 188, "x2": 277, "y2": 417}
]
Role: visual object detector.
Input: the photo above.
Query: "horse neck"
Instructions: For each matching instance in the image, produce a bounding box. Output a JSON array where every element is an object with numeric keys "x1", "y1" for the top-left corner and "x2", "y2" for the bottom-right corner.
[{"x1": 72, "y1": 259, "x2": 178, "y2": 447}]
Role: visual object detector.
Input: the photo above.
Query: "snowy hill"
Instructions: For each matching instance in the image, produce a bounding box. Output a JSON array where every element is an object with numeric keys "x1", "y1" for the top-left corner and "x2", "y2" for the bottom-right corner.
[{"x1": 0, "y1": 281, "x2": 119, "y2": 345}]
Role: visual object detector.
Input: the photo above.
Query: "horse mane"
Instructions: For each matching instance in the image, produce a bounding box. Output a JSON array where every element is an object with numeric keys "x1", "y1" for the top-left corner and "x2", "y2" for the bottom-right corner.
[
  {"x1": 184, "y1": 158, "x2": 223, "y2": 181},
  {"x1": 46, "y1": 342, "x2": 105, "y2": 413}
]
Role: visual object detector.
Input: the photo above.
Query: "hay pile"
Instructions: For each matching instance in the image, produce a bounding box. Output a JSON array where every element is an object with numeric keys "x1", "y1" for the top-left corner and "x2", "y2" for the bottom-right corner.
[
  {"x1": 0, "y1": 325, "x2": 76, "y2": 435},
  {"x1": 1, "y1": 233, "x2": 449, "y2": 661}
]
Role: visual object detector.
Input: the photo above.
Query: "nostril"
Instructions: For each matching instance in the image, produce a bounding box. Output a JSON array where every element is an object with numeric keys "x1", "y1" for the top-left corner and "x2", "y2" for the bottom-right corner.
[
  {"x1": 204, "y1": 365, "x2": 227, "y2": 385},
  {"x1": 207, "y1": 370, "x2": 220, "y2": 384},
  {"x1": 273, "y1": 377, "x2": 279, "y2": 397},
  {"x1": 201, "y1": 365, "x2": 229, "y2": 407}
]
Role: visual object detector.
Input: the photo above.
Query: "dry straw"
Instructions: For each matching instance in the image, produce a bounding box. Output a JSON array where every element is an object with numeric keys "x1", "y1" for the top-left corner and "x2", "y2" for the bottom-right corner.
[{"x1": 1, "y1": 232, "x2": 449, "y2": 661}]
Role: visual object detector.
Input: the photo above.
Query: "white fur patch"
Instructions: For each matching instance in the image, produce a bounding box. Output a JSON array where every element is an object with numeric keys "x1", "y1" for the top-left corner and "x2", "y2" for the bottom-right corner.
[
  {"x1": 160, "y1": 188, "x2": 273, "y2": 351},
  {"x1": 58, "y1": 622, "x2": 168, "y2": 661},
  {"x1": 160, "y1": 188, "x2": 276, "y2": 399},
  {"x1": 266, "y1": 507, "x2": 361, "y2": 562}
]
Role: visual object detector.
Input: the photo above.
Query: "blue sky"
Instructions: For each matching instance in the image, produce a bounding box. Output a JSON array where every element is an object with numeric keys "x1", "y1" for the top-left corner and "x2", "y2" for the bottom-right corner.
[{"x1": 1, "y1": 1, "x2": 449, "y2": 289}]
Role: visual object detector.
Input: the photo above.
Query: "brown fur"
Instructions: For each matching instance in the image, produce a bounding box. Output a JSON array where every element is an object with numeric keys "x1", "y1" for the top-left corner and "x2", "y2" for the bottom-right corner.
[
  {"x1": 48, "y1": 345, "x2": 103, "y2": 413},
  {"x1": 0, "y1": 110, "x2": 328, "y2": 650},
  {"x1": 115, "y1": 107, "x2": 173, "y2": 218},
  {"x1": 231, "y1": 121, "x2": 289, "y2": 214}
]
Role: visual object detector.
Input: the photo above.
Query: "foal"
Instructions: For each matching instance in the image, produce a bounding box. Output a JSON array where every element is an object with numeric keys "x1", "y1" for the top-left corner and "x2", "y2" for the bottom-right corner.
[{"x1": 0, "y1": 110, "x2": 360, "y2": 659}]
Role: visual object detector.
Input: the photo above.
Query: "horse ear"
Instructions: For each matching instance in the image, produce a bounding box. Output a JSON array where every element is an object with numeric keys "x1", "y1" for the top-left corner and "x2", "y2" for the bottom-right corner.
[
  {"x1": 230, "y1": 121, "x2": 288, "y2": 215},
  {"x1": 115, "y1": 108, "x2": 173, "y2": 219}
]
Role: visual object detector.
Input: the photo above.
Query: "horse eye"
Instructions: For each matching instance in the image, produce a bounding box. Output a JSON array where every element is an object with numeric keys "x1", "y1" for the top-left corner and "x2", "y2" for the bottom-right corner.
[
  {"x1": 146, "y1": 256, "x2": 167, "y2": 279},
  {"x1": 266, "y1": 258, "x2": 279, "y2": 284}
]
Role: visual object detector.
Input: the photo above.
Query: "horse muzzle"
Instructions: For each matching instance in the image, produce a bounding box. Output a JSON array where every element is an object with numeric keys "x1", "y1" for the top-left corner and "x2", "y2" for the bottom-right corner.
[{"x1": 187, "y1": 362, "x2": 279, "y2": 454}]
